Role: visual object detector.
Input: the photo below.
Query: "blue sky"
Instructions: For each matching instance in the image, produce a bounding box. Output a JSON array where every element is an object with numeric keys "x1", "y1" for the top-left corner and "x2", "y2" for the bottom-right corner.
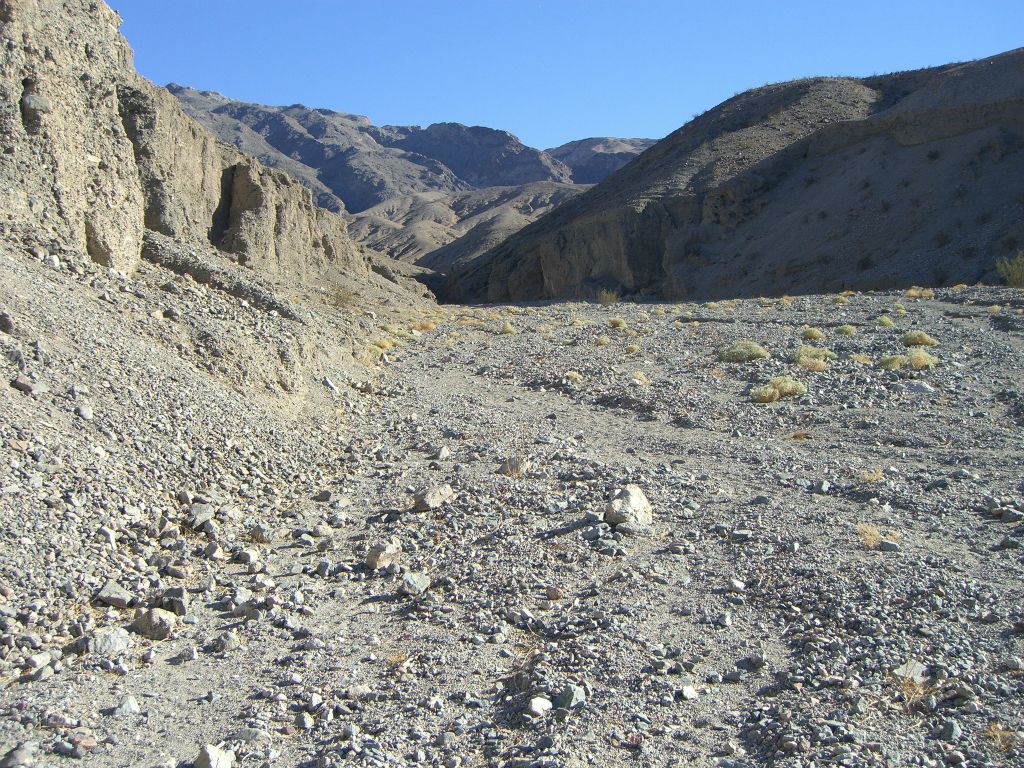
[{"x1": 109, "y1": 1, "x2": 1022, "y2": 149}]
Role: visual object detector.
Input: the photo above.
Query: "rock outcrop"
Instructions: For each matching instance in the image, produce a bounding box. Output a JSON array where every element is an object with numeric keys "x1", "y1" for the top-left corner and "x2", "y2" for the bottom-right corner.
[
  {"x1": 0, "y1": 0, "x2": 363, "y2": 284},
  {"x1": 446, "y1": 50, "x2": 1024, "y2": 302}
]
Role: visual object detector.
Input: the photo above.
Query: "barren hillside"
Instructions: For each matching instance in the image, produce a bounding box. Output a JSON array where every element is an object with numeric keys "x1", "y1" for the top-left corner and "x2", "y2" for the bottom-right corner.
[{"x1": 446, "y1": 50, "x2": 1024, "y2": 303}]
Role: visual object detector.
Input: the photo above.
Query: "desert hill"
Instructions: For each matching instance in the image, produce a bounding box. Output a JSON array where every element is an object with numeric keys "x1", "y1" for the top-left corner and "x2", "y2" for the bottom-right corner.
[
  {"x1": 444, "y1": 49, "x2": 1024, "y2": 303},
  {"x1": 547, "y1": 137, "x2": 657, "y2": 184},
  {"x1": 168, "y1": 85, "x2": 652, "y2": 266}
]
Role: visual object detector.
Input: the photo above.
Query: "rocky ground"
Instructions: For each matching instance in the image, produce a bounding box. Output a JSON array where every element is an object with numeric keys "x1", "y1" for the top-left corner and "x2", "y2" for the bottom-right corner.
[{"x1": 1, "y1": 240, "x2": 1023, "y2": 768}]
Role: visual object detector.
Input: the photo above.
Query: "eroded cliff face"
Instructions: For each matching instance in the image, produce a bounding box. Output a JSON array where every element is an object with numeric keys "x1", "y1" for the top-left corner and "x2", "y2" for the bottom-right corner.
[
  {"x1": 0, "y1": 0, "x2": 363, "y2": 282},
  {"x1": 447, "y1": 51, "x2": 1024, "y2": 302}
]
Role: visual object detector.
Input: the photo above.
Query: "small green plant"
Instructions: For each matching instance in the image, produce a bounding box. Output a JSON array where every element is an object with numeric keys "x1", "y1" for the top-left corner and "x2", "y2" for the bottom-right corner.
[
  {"x1": 595, "y1": 335, "x2": 611, "y2": 347},
  {"x1": 597, "y1": 288, "x2": 619, "y2": 306},
  {"x1": 878, "y1": 315, "x2": 895, "y2": 328},
  {"x1": 609, "y1": 317, "x2": 627, "y2": 329},
  {"x1": 996, "y1": 251, "x2": 1024, "y2": 287},
  {"x1": 719, "y1": 339, "x2": 769, "y2": 362},
  {"x1": 837, "y1": 324, "x2": 857, "y2": 336}
]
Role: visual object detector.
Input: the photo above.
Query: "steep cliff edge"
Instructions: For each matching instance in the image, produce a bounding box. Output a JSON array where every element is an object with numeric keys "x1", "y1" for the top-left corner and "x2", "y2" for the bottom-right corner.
[
  {"x1": 446, "y1": 50, "x2": 1024, "y2": 302},
  {"x1": 0, "y1": 0, "x2": 364, "y2": 285}
]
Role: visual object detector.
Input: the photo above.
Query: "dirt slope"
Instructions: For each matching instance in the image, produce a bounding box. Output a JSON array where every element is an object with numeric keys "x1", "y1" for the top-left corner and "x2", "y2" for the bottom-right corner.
[{"x1": 446, "y1": 50, "x2": 1024, "y2": 303}]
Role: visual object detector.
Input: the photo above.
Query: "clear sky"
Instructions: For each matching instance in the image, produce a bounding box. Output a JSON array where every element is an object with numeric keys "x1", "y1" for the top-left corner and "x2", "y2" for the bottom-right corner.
[{"x1": 109, "y1": 0, "x2": 1022, "y2": 150}]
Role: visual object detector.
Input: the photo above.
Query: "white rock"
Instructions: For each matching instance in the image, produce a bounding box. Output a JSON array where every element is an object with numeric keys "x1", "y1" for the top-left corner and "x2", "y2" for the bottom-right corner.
[{"x1": 526, "y1": 696, "x2": 552, "y2": 718}]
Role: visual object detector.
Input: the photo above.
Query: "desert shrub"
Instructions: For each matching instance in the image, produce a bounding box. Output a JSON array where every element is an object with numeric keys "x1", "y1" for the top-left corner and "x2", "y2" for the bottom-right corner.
[
  {"x1": 624, "y1": 344, "x2": 640, "y2": 354},
  {"x1": 719, "y1": 339, "x2": 769, "y2": 362},
  {"x1": 802, "y1": 326, "x2": 825, "y2": 340},
  {"x1": 861, "y1": 467, "x2": 884, "y2": 482},
  {"x1": 798, "y1": 357, "x2": 828, "y2": 371},
  {"x1": 849, "y1": 353, "x2": 873, "y2": 364},
  {"x1": 412, "y1": 320, "x2": 437, "y2": 332},
  {"x1": 834, "y1": 295, "x2": 851, "y2": 305},
  {"x1": 903, "y1": 330, "x2": 938, "y2": 347},
  {"x1": 879, "y1": 355, "x2": 908, "y2": 370},
  {"x1": 595, "y1": 335, "x2": 611, "y2": 347},
  {"x1": 769, "y1": 375, "x2": 806, "y2": 397},
  {"x1": 792, "y1": 345, "x2": 836, "y2": 363},
  {"x1": 905, "y1": 286, "x2": 935, "y2": 299},
  {"x1": 631, "y1": 370, "x2": 651, "y2": 386},
  {"x1": 837, "y1": 324, "x2": 857, "y2": 335},
  {"x1": 907, "y1": 348, "x2": 938, "y2": 369},
  {"x1": 652, "y1": 307, "x2": 666, "y2": 316},
  {"x1": 878, "y1": 315, "x2": 895, "y2": 327},
  {"x1": 564, "y1": 371, "x2": 583, "y2": 385},
  {"x1": 501, "y1": 322, "x2": 516, "y2": 335},
  {"x1": 749, "y1": 384, "x2": 781, "y2": 403},
  {"x1": 996, "y1": 251, "x2": 1024, "y2": 287},
  {"x1": 597, "y1": 289, "x2": 619, "y2": 306},
  {"x1": 857, "y1": 522, "x2": 882, "y2": 548},
  {"x1": 609, "y1": 317, "x2": 627, "y2": 329}
]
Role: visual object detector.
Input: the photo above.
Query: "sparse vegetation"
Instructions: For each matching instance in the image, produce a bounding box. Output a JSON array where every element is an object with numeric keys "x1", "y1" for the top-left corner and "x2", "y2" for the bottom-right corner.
[
  {"x1": 595, "y1": 335, "x2": 611, "y2": 347},
  {"x1": 501, "y1": 322, "x2": 516, "y2": 335},
  {"x1": 768, "y1": 375, "x2": 806, "y2": 397},
  {"x1": 837, "y1": 324, "x2": 857, "y2": 335},
  {"x1": 985, "y1": 721, "x2": 1020, "y2": 752},
  {"x1": 907, "y1": 348, "x2": 939, "y2": 369},
  {"x1": 878, "y1": 315, "x2": 895, "y2": 327},
  {"x1": 719, "y1": 339, "x2": 769, "y2": 362},
  {"x1": 834, "y1": 295, "x2": 851, "y2": 306},
  {"x1": 903, "y1": 330, "x2": 938, "y2": 347},
  {"x1": 749, "y1": 384, "x2": 781, "y2": 403},
  {"x1": 624, "y1": 343, "x2": 640, "y2": 354},
  {"x1": 609, "y1": 317, "x2": 627, "y2": 329},
  {"x1": 857, "y1": 522, "x2": 883, "y2": 548},
  {"x1": 597, "y1": 288, "x2": 619, "y2": 306},
  {"x1": 792, "y1": 345, "x2": 836, "y2": 364},
  {"x1": 879, "y1": 354, "x2": 908, "y2": 370},
  {"x1": 631, "y1": 370, "x2": 651, "y2": 387},
  {"x1": 849, "y1": 352, "x2": 873, "y2": 364},
  {"x1": 996, "y1": 251, "x2": 1024, "y2": 287},
  {"x1": 861, "y1": 467, "x2": 885, "y2": 483},
  {"x1": 801, "y1": 326, "x2": 825, "y2": 340},
  {"x1": 564, "y1": 371, "x2": 584, "y2": 385},
  {"x1": 905, "y1": 286, "x2": 935, "y2": 299}
]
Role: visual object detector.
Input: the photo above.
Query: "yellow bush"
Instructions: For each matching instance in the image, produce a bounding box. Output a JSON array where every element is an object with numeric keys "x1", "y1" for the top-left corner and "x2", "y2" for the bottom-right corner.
[
  {"x1": 749, "y1": 385, "x2": 781, "y2": 403},
  {"x1": 719, "y1": 339, "x2": 769, "y2": 362},
  {"x1": 907, "y1": 349, "x2": 938, "y2": 369},
  {"x1": 769, "y1": 376, "x2": 806, "y2": 397},
  {"x1": 802, "y1": 327, "x2": 825, "y2": 340},
  {"x1": 903, "y1": 330, "x2": 938, "y2": 347},
  {"x1": 878, "y1": 315, "x2": 895, "y2": 327},
  {"x1": 837, "y1": 324, "x2": 857, "y2": 336}
]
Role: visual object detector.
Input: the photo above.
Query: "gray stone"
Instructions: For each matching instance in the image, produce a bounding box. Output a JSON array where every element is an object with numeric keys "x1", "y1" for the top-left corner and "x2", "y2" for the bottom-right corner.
[
  {"x1": 604, "y1": 484, "x2": 653, "y2": 527},
  {"x1": 366, "y1": 539, "x2": 402, "y2": 569},
  {"x1": 400, "y1": 572, "x2": 430, "y2": 596},
  {"x1": 413, "y1": 484, "x2": 455, "y2": 511},
  {"x1": 97, "y1": 580, "x2": 134, "y2": 609},
  {"x1": 112, "y1": 696, "x2": 140, "y2": 717},
  {"x1": 131, "y1": 607, "x2": 177, "y2": 640},
  {"x1": 553, "y1": 684, "x2": 586, "y2": 709},
  {"x1": 88, "y1": 627, "x2": 133, "y2": 657}
]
